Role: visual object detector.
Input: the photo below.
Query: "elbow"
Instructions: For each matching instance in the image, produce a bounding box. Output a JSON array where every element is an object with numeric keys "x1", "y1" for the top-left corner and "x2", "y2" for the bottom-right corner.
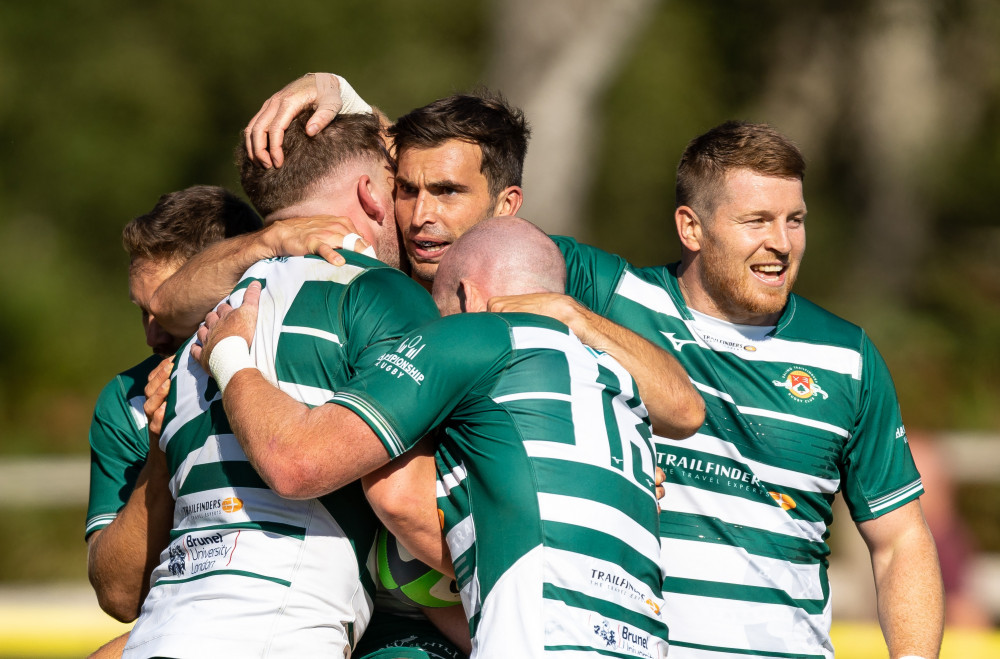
[
  {"x1": 89, "y1": 571, "x2": 140, "y2": 623},
  {"x1": 653, "y1": 392, "x2": 706, "y2": 440},
  {"x1": 259, "y1": 452, "x2": 338, "y2": 500}
]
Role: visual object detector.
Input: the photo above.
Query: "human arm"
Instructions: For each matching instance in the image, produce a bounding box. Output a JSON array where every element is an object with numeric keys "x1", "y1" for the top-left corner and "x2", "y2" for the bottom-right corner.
[
  {"x1": 149, "y1": 215, "x2": 363, "y2": 337},
  {"x1": 85, "y1": 631, "x2": 129, "y2": 659},
  {"x1": 422, "y1": 606, "x2": 472, "y2": 657},
  {"x1": 245, "y1": 72, "x2": 385, "y2": 168},
  {"x1": 86, "y1": 358, "x2": 174, "y2": 622},
  {"x1": 362, "y1": 437, "x2": 453, "y2": 577},
  {"x1": 488, "y1": 293, "x2": 704, "y2": 438},
  {"x1": 192, "y1": 281, "x2": 393, "y2": 498},
  {"x1": 856, "y1": 499, "x2": 944, "y2": 659}
]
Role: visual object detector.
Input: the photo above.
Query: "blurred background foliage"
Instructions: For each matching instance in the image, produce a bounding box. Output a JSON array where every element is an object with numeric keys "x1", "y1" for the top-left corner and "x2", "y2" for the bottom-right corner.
[{"x1": 0, "y1": 0, "x2": 998, "y2": 582}]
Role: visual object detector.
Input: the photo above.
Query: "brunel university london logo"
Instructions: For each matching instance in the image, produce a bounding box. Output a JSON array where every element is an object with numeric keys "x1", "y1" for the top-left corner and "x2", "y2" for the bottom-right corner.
[{"x1": 772, "y1": 367, "x2": 828, "y2": 403}]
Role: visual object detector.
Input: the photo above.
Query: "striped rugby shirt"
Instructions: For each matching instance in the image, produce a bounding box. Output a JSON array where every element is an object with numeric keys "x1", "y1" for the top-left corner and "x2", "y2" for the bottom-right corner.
[
  {"x1": 554, "y1": 236, "x2": 922, "y2": 659},
  {"x1": 86, "y1": 354, "x2": 161, "y2": 538},
  {"x1": 124, "y1": 253, "x2": 440, "y2": 659},
  {"x1": 335, "y1": 312, "x2": 670, "y2": 659}
]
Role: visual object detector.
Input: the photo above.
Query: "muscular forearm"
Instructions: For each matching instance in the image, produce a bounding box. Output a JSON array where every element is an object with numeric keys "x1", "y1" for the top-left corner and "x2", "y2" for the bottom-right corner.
[
  {"x1": 362, "y1": 441, "x2": 453, "y2": 577},
  {"x1": 87, "y1": 454, "x2": 173, "y2": 622},
  {"x1": 861, "y1": 502, "x2": 944, "y2": 659},
  {"x1": 570, "y1": 308, "x2": 704, "y2": 439},
  {"x1": 223, "y1": 369, "x2": 390, "y2": 499},
  {"x1": 150, "y1": 231, "x2": 273, "y2": 337}
]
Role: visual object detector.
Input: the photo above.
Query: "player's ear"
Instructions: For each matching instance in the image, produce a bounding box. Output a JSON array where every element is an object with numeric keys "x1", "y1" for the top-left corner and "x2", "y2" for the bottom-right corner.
[
  {"x1": 676, "y1": 205, "x2": 703, "y2": 253},
  {"x1": 458, "y1": 278, "x2": 488, "y2": 313},
  {"x1": 358, "y1": 175, "x2": 387, "y2": 224},
  {"x1": 492, "y1": 186, "x2": 523, "y2": 218}
]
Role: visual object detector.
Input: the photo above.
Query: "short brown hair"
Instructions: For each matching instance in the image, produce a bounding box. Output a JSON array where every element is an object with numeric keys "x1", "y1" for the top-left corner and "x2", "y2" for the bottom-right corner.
[
  {"x1": 122, "y1": 185, "x2": 261, "y2": 265},
  {"x1": 676, "y1": 121, "x2": 805, "y2": 217},
  {"x1": 389, "y1": 89, "x2": 530, "y2": 198},
  {"x1": 237, "y1": 112, "x2": 389, "y2": 218}
]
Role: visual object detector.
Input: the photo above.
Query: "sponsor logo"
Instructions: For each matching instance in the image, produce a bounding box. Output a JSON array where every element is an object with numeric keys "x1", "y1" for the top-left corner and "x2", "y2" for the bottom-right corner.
[
  {"x1": 221, "y1": 497, "x2": 243, "y2": 513},
  {"x1": 769, "y1": 491, "x2": 797, "y2": 510},
  {"x1": 645, "y1": 598, "x2": 661, "y2": 615},
  {"x1": 744, "y1": 345, "x2": 757, "y2": 352},
  {"x1": 659, "y1": 451, "x2": 770, "y2": 501},
  {"x1": 374, "y1": 336, "x2": 427, "y2": 385},
  {"x1": 772, "y1": 367, "x2": 828, "y2": 402},
  {"x1": 168, "y1": 544, "x2": 186, "y2": 576},
  {"x1": 895, "y1": 424, "x2": 907, "y2": 441},
  {"x1": 397, "y1": 335, "x2": 425, "y2": 360},
  {"x1": 590, "y1": 569, "x2": 643, "y2": 601},
  {"x1": 661, "y1": 332, "x2": 699, "y2": 352},
  {"x1": 173, "y1": 531, "x2": 237, "y2": 577},
  {"x1": 591, "y1": 617, "x2": 657, "y2": 658}
]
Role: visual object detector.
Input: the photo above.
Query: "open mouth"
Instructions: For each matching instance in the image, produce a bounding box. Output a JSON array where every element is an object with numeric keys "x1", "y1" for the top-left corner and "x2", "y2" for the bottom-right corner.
[
  {"x1": 750, "y1": 263, "x2": 787, "y2": 285},
  {"x1": 411, "y1": 239, "x2": 450, "y2": 260}
]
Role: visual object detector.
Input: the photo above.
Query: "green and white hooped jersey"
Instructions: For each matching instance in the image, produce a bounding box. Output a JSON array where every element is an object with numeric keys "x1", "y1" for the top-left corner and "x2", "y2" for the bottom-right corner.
[
  {"x1": 124, "y1": 254, "x2": 440, "y2": 659},
  {"x1": 335, "y1": 312, "x2": 669, "y2": 659},
  {"x1": 86, "y1": 354, "x2": 161, "y2": 538},
  {"x1": 555, "y1": 237, "x2": 923, "y2": 659}
]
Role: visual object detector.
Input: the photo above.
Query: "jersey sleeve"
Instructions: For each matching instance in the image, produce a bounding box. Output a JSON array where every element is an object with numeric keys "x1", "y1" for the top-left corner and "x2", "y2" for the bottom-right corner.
[
  {"x1": 551, "y1": 235, "x2": 630, "y2": 316},
  {"x1": 339, "y1": 266, "x2": 441, "y2": 370},
  {"x1": 839, "y1": 335, "x2": 923, "y2": 522},
  {"x1": 332, "y1": 314, "x2": 510, "y2": 459},
  {"x1": 85, "y1": 373, "x2": 149, "y2": 538}
]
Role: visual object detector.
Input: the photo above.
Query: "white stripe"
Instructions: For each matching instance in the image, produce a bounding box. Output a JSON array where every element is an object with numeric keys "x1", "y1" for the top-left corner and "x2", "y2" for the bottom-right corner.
[
  {"x1": 280, "y1": 324, "x2": 341, "y2": 345},
  {"x1": 330, "y1": 392, "x2": 404, "y2": 456},
  {"x1": 276, "y1": 380, "x2": 334, "y2": 407},
  {"x1": 618, "y1": 271, "x2": 684, "y2": 319},
  {"x1": 663, "y1": 590, "x2": 832, "y2": 658},
  {"x1": 658, "y1": 432, "x2": 841, "y2": 494},
  {"x1": 693, "y1": 381, "x2": 850, "y2": 438},
  {"x1": 662, "y1": 483, "x2": 827, "y2": 543},
  {"x1": 127, "y1": 395, "x2": 149, "y2": 430},
  {"x1": 492, "y1": 391, "x2": 573, "y2": 404},
  {"x1": 537, "y1": 492, "x2": 661, "y2": 562},
  {"x1": 869, "y1": 481, "x2": 923, "y2": 514},
  {"x1": 169, "y1": 433, "x2": 248, "y2": 497},
  {"x1": 437, "y1": 464, "x2": 468, "y2": 497},
  {"x1": 661, "y1": 537, "x2": 823, "y2": 600}
]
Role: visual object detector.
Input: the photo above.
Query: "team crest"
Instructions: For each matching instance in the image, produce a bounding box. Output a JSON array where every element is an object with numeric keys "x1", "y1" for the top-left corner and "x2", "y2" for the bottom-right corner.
[{"x1": 772, "y1": 367, "x2": 828, "y2": 403}]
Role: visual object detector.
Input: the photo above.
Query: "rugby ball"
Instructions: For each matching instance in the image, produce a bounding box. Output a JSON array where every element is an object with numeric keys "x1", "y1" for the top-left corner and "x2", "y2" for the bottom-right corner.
[{"x1": 376, "y1": 526, "x2": 461, "y2": 608}]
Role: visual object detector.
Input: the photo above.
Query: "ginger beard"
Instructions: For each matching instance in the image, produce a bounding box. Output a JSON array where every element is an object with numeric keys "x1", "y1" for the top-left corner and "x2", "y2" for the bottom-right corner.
[{"x1": 697, "y1": 226, "x2": 802, "y2": 320}]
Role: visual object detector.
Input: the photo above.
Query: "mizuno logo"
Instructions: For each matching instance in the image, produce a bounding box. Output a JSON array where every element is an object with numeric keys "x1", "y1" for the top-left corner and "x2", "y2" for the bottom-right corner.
[{"x1": 661, "y1": 332, "x2": 700, "y2": 351}]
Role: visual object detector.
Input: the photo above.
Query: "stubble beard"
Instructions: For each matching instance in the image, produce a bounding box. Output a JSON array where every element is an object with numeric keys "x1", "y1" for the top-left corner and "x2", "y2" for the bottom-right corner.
[{"x1": 699, "y1": 240, "x2": 796, "y2": 320}]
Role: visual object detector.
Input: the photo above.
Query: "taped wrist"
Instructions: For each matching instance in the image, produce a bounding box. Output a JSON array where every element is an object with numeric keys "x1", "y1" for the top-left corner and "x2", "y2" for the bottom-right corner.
[
  {"x1": 208, "y1": 336, "x2": 256, "y2": 395},
  {"x1": 334, "y1": 75, "x2": 372, "y2": 114}
]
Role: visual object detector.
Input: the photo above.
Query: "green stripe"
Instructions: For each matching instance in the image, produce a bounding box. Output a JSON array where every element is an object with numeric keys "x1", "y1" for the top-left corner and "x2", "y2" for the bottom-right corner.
[
  {"x1": 169, "y1": 520, "x2": 307, "y2": 541},
  {"x1": 663, "y1": 576, "x2": 827, "y2": 615},
  {"x1": 493, "y1": 346, "x2": 572, "y2": 399},
  {"x1": 660, "y1": 511, "x2": 827, "y2": 564},
  {"x1": 178, "y1": 460, "x2": 269, "y2": 496},
  {"x1": 154, "y1": 568, "x2": 291, "y2": 588},
  {"x1": 543, "y1": 583, "x2": 668, "y2": 637},
  {"x1": 274, "y1": 331, "x2": 346, "y2": 393},
  {"x1": 534, "y1": 458, "x2": 658, "y2": 531},
  {"x1": 165, "y1": 403, "x2": 230, "y2": 476},
  {"x1": 667, "y1": 638, "x2": 826, "y2": 659}
]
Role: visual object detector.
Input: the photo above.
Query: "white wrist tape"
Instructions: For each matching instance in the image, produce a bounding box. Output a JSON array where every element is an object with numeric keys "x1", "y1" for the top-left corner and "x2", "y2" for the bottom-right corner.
[
  {"x1": 208, "y1": 335, "x2": 256, "y2": 395},
  {"x1": 334, "y1": 75, "x2": 372, "y2": 115},
  {"x1": 342, "y1": 232, "x2": 377, "y2": 258}
]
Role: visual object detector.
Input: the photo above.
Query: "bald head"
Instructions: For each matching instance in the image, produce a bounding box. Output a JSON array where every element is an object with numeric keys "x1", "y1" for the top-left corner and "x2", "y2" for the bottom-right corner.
[{"x1": 432, "y1": 216, "x2": 565, "y2": 315}]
